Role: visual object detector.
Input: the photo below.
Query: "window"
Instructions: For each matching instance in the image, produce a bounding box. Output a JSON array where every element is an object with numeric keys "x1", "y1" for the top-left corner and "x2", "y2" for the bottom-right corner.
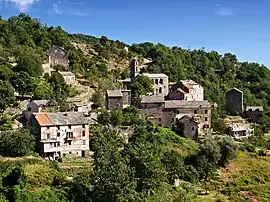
[
  {"x1": 82, "y1": 124, "x2": 85, "y2": 128},
  {"x1": 177, "y1": 110, "x2": 180, "y2": 114},
  {"x1": 27, "y1": 107, "x2": 31, "y2": 112},
  {"x1": 155, "y1": 79, "x2": 159, "y2": 85},
  {"x1": 69, "y1": 152, "x2": 72, "y2": 154},
  {"x1": 159, "y1": 87, "x2": 162, "y2": 94},
  {"x1": 160, "y1": 79, "x2": 163, "y2": 84},
  {"x1": 57, "y1": 132, "x2": 60, "y2": 137},
  {"x1": 67, "y1": 132, "x2": 73, "y2": 138},
  {"x1": 159, "y1": 124, "x2": 162, "y2": 127},
  {"x1": 156, "y1": 89, "x2": 158, "y2": 94},
  {"x1": 191, "y1": 127, "x2": 195, "y2": 132},
  {"x1": 82, "y1": 131, "x2": 85, "y2": 137},
  {"x1": 194, "y1": 110, "x2": 198, "y2": 114},
  {"x1": 205, "y1": 117, "x2": 208, "y2": 122},
  {"x1": 68, "y1": 141, "x2": 72, "y2": 146},
  {"x1": 47, "y1": 126, "x2": 50, "y2": 129},
  {"x1": 57, "y1": 126, "x2": 60, "y2": 130},
  {"x1": 57, "y1": 142, "x2": 60, "y2": 146},
  {"x1": 159, "y1": 118, "x2": 162, "y2": 122},
  {"x1": 47, "y1": 133, "x2": 50, "y2": 139},
  {"x1": 205, "y1": 110, "x2": 208, "y2": 114},
  {"x1": 172, "y1": 118, "x2": 174, "y2": 122},
  {"x1": 82, "y1": 140, "x2": 86, "y2": 145},
  {"x1": 68, "y1": 125, "x2": 71, "y2": 129}
]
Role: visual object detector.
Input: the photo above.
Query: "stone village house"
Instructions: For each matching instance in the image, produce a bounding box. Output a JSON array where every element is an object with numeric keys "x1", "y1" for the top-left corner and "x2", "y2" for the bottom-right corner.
[
  {"x1": 46, "y1": 46, "x2": 69, "y2": 69},
  {"x1": 106, "y1": 90, "x2": 131, "y2": 110},
  {"x1": 226, "y1": 88, "x2": 244, "y2": 115},
  {"x1": 23, "y1": 100, "x2": 58, "y2": 120},
  {"x1": 138, "y1": 95, "x2": 216, "y2": 137},
  {"x1": 28, "y1": 112, "x2": 89, "y2": 159},
  {"x1": 168, "y1": 79, "x2": 204, "y2": 101}
]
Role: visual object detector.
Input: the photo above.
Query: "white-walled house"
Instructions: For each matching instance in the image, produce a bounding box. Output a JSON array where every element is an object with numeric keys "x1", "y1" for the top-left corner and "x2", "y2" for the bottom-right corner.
[{"x1": 28, "y1": 112, "x2": 90, "y2": 159}]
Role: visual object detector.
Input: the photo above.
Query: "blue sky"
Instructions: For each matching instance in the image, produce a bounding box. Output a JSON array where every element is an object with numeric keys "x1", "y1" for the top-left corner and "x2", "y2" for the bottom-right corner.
[{"x1": 1, "y1": 0, "x2": 270, "y2": 66}]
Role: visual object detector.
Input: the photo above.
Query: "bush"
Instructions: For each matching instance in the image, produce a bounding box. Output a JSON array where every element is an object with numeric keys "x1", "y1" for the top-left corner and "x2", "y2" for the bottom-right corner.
[{"x1": 0, "y1": 129, "x2": 35, "y2": 157}]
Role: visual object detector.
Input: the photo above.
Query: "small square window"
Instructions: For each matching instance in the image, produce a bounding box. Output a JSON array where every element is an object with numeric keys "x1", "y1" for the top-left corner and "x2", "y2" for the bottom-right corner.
[
  {"x1": 205, "y1": 117, "x2": 208, "y2": 122},
  {"x1": 82, "y1": 124, "x2": 85, "y2": 128},
  {"x1": 177, "y1": 111, "x2": 180, "y2": 114},
  {"x1": 57, "y1": 126, "x2": 60, "y2": 130},
  {"x1": 27, "y1": 107, "x2": 31, "y2": 112},
  {"x1": 159, "y1": 118, "x2": 162, "y2": 122},
  {"x1": 191, "y1": 127, "x2": 195, "y2": 131},
  {"x1": 47, "y1": 126, "x2": 50, "y2": 129},
  {"x1": 158, "y1": 124, "x2": 162, "y2": 127},
  {"x1": 205, "y1": 110, "x2": 208, "y2": 114},
  {"x1": 194, "y1": 110, "x2": 198, "y2": 114},
  {"x1": 69, "y1": 141, "x2": 72, "y2": 145},
  {"x1": 57, "y1": 132, "x2": 60, "y2": 137},
  {"x1": 68, "y1": 125, "x2": 71, "y2": 129},
  {"x1": 82, "y1": 140, "x2": 86, "y2": 145}
]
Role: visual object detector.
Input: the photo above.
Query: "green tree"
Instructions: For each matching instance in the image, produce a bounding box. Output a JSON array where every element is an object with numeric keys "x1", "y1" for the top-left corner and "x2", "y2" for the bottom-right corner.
[
  {"x1": 11, "y1": 72, "x2": 35, "y2": 97},
  {"x1": 133, "y1": 75, "x2": 153, "y2": 96},
  {"x1": 69, "y1": 169, "x2": 93, "y2": 202},
  {"x1": 0, "y1": 64, "x2": 13, "y2": 80},
  {"x1": 33, "y1": 80, "x2": 53, "y2": 100},
  {"x1": 91, "y1": 127, "x2": 137, "y2": 202},
  {"x1": 0, "y1": 129, "x2": 35, "y2": 157},
  {"x1": 0, "y1": 81, "x2": 15, "y2": 112},
  {"x1": 15, "y1": 46, "x2": 43, "y2": 77}
]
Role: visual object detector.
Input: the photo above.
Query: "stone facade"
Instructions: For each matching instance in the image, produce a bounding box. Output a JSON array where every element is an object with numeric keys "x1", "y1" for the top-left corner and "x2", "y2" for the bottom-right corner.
[
  {"x1": 24, "y1": 100, "x2": 57, "y2": 120},
  {"x1": 46, "y1": 46, "x2": 69, "y2": 69},
  {"x1": 226, "y1": 88, "x2": 243, "y2": 115},
  {"x1": 168, "y1": 79, "x2": 204, "y2": 101},
  {"x1": 245, "y1": 106, "x2": 263, "y2": 124},
  {"x1": 59, "y1": 71, "x2": 76, "y2": 85},
  {"x1": 106, "y1": 90, "x2": 124, "y2": 110},
  {"x1": 138, "y1": 96, "x2": 214, "y2": 137},
  {"x1": 175, "y1": 116, "x2": 198, "y2": 138},
  {"x1": 142, "y1": 73, "x2": 169, "y2": 96},
  {"x1": 28, "y1": 112, "x2": 89, "y2": 159}
]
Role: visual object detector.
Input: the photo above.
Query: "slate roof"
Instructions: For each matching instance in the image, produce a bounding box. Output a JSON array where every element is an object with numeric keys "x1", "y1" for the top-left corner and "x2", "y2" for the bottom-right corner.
[
  {"x1": 140, "y1": 95, "x2": 165, "y2": 103},
  {"x1": 34, "y1": 112, "x2": 89, "y2": 126},
  {"x1": 246, "y1": 106, "x2": 264, "y2": 111},
  {"x1": 179, "y1": 115, "x2": 197, "y2": 123},
  {"x1": 46, "y1": 46, "x2": 67, "y2": 58},
  {"x1": 180, "y1": 79, "x2": 199, "y2": 85},
  {"x1": 176, "y1": 88, "x2": 187, "y2": 94},
  {"x1": 226, "y1": 87, "x2": 243, "y2": 94},
  {"x1": 164, "y1": 100, "x2": 214, "y2": 109},
  {"x1": 107, "y1": 90, "x2": 123, "y2": 97},
  {"x1": 142, "y1": 73, "x2": 168, "y2": 78}
]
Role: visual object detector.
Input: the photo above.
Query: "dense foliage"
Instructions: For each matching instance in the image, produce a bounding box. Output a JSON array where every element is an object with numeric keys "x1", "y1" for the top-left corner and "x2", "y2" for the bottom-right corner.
[{"x1": 0, "y1": 129, "x2": 35, "y2": 157}]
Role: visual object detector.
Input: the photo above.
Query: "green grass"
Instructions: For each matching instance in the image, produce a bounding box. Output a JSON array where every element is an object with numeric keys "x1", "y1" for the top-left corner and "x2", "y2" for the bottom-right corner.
[{"x1": 219, "y1": 151, "x2": 270, "y2": 201}]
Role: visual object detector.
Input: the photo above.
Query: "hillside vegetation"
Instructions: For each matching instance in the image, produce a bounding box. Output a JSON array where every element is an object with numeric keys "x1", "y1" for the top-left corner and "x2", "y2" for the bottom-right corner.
[{"x1": 1, "y1": 14, "x2": 270, "y2": 201}]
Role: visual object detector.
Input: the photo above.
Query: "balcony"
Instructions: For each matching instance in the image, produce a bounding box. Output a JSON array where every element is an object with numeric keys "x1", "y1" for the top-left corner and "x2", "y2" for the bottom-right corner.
[{"x1": 41, "y1": 138, "x2": 59, "y2": 143}]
